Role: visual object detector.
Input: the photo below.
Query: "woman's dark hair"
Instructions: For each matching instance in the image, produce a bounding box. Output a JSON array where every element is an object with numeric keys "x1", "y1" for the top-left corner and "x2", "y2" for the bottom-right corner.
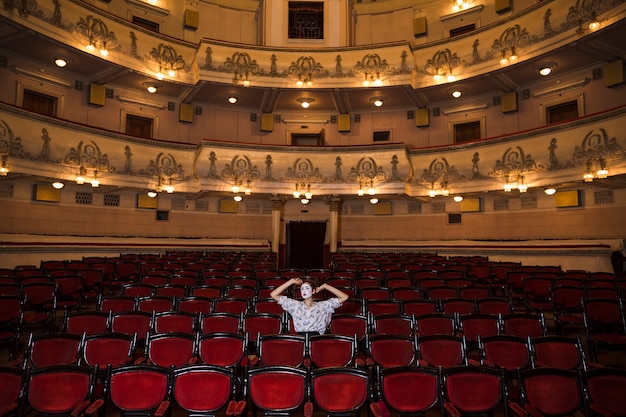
[{"x1": 301, "y1": 276, "x2": 319, "y2": 288}]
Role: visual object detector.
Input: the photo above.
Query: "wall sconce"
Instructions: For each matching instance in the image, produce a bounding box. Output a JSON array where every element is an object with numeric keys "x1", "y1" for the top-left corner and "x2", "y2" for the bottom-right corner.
[
  {"x1": 228, "y1": 96, "x2": 238, "y2": 104},
  {"x1": 453, "y1": 195, "x2": 464, "y2": 202},
  {"x1": 233, "y1": 194, "x2": 243, "y2": 202},
  {"x1": 297, "y1": 98, "x2": 314, "y2": 109},
  {"x1": 503, "y1": 175, "x2": 527, "y2": 192},
  {"x1": 144, "y1": 83, "x2": 159, "y2": 94},
  {"x1": 76, "y1": 167, "x2": 86, "y2": 184},
  {"x1": 452, "y1": 0, "x2": 471, "y2": 12},
  {"x1": 429, "y1": 182, "x2": 449, "y2": 197},
  {"x1": 369, "y1": 197, "x2": 379, "y2": 205},
  {"x1": 583, "y1": 159, "x2": 609, "y2": 182},
  {"x1": 52, "y1": 181, "x2": 65, "y2": 189},
  {"x1": 544, "y1": 187, "x2": 557, "y2": 196},
  {"x1": 294, "y1": 183, "x2": 312, "y2": 200},
  {"x1": 371, "y1": 97, "x2": 385, "y2": 107},
  {"x1": 147, "y1": 190, "x2": 158, "y2": 198},
  {"x1": 596, "y1": 159, "x2": 609, "y2": 179},
  {"x1": 91, "y1": 171, "x2": 100, "y2": 188},
  {"x1": 499, "y1": 47, "x2": 518, "y2": 66},
  {"x1": 355, "y1": 53, "x2": 389, "y2": 87},
  {"x1": 0, "y1": 155, "x2": 9, "y2": 176},
  {"x1": 451, "y1": 89, "x2": 462, "y2": 98}
]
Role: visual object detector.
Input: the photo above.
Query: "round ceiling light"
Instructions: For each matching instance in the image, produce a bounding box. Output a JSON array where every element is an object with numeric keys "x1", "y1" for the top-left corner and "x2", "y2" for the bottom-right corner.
[
  {"x1": 54, "y1": 58, "x2": 68, "y2": 68},
  {"x1": 297, "y1": 98, "x2": 314, "y2": 109},
  {"x1": 451, "y1": 90, "x2": 462, "y2": 98},
  {"x1": 52, "y1": 181, "x2": 65, "y2": 189},
  {"x1": 228, "y1": 96, "x2": 238, "y2": 104}
]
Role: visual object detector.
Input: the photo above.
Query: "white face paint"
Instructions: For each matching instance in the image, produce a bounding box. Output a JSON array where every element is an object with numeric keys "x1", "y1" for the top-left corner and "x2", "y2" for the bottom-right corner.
[{"x1": 300, "y1": 283, "x2": 313, "y2": 299}]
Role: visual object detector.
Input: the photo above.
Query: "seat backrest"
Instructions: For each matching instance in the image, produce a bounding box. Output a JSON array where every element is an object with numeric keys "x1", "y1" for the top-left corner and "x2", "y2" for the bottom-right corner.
[
  {"x1": 80, "y1": 333, "x2": 136, "y2": 368},
  {"x1": 329, "y1": 314, "x2": 368, "y2": 341},
  {"x1": 372, "y1": 313, "x2": 414, "y2": 336},
  {"x1": 106, "y1": 364, "x2": 170, "y2": 413},
  {"x1": 136, "y1": 296, "x2": 175, "y2": 313},
  {"x1": 213, "y1": 298, "x2": 250, "y2": 315},
  {"x1": 416, "y1": 335, "x2": 467, "y2": 368},
  {"x1": 152, "y1": 310, "x2": 197, "y2": 333},
  {"x1": 172, "y1": 364, "x2": 237, "y2": 414},
  {"x1": 442, "y1": 366, "x2": 506, "y2": 414},
  {"x1": 517, "y1": 368, "x2": 584, "y2": 416},
  {"x1": 378, "y1": 366, "x2": 441, "y2": 414},
  {"x1": 242, "y1": 313, "x2": 283, "y2": 342},
  {"x1": 144, "y1": 332, "x2": 196, "y2": 367},
  {"x1": 0, "y1": 366, "x2": 23, "y2": 415},
  {"x1": 530, "y1": 335, "x2": 586, "y2": 370},
  {"x1": 25, "y1": 365, "x2": 95, "y2": 415},
  {"x1": 459, "y1": 313, "x2": 500, "y2": 344},
  {"x1": 582, "y1": 367, "x2": 626, "y2": 417},
  {"x1": 367, "y1": 334, "x2": 417, "y2": 368},
  {"x1": 197, "y1": 333, "x2": 247, "y2": 367},
  {"x1": 478, "y1": 334, "x2": 531, "y2": 371},
  {"x1": 414, "y1": 313, "x2": 456, "y2": 337},
  {"x1": 199, "y1": 312, "x2": 242, "y2": 334},
  {"x1": 177, "y1": 296, "x2": 213, "y2": 315},
  {"x1": 97, "y1": 295, "x2": 136, "y2": 313},
  {"x1": 310, "y1": 367, "x2": 370, "y2": 414},
  {"x1": 258, "y1": 334, "x2": 306, "y2": 367},
  {"x1": 501, "y1": 312, "x2": 547, "y2": 338},
  {"x1": 26, "y1": 333, "x2": 82, "y2": 368},
  {"x1": 247, "y1": 366, "x2": 308, "y2": 414},
  {"x1": 308, "y1": 334, "x2": 358, "y2": 368},
  {"x1": 110, "y1": 311, "x2": 152, "y2": 341}
]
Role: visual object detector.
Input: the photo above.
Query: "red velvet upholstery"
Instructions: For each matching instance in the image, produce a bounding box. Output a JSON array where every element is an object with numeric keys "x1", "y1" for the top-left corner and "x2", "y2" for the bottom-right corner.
[
  {"x1": 367, "y1": 334, "x2": 417, "y2": 368},
  {"x1": 501, "y1": 312, "x2": 547, "y2": 338},
  {"x1": 247, "y1": 366, "x2": 307, "y2": 414},
  {"x1": 243, "y1": 313, "x2": 283, "y2": 342},
  {"x1": 144, "y1": 332, "x2": 196, "y2": 367},
  {"x1": 198, "y1": 333, "x2": 247, "y2": 367},
  {"x1": 376, "y1": 366, "x2": 440, "y2": 414},
  {"x1": 530, "y1": 335, "x2": 588, "y2": 370},
  {"x1": 172, "y1": 365, "x2": 238, "y2": 414},
  {"x1": 257, "y1": 334, "x2": 306, "y2": 367},
  {"x1": 308, "y1": 334, "x2": 358, "y2": 368},
  {"x1": 0, "y1": 367, "x2": 22, "y2": 417},
  {"x1": 372, "y1": 313, "x2": 414, "y2": 336},
  {"x1": 310, "y1": 367, "x2": 369, "y2": 415},
  {"x1": 64, "y1": 311, "x2": 109, "y2": 336},
  {"x1": 25, "y1": 365, "x2": 95, "y2": 416},
  {"x1": 511, "y1": 368, "x2": 584, "y2": 416},
  {"x1": 416, "y1": 335, "x2": 468, "y2": 368},
  {"x1": 329, "y1": 314, "x2": 367, "y2": 341},
  {"x1": 107, "y1": 364, "x2": 170, "y2": 414},
  {"x1": 414, "y1": 313, "x2": 456, "y2": 337},
  {"x1": 582, "y1": 367, "x2": 626, "y2": 417},
  {"x1": 26, "y1": 333, "x2": 82, "y2": 368},
  {"x1": 200, "y1": 312, "x2": 242, "y2": 334},
  {"x1": 80, "y1": 333, "x2": 136, "y2": 369},
  {"x1": 151, "y1": 310, "x2": 196, "y2": 333},
  {"x1": 442, "y1": 366, "x2": 506, "y2": 415}
]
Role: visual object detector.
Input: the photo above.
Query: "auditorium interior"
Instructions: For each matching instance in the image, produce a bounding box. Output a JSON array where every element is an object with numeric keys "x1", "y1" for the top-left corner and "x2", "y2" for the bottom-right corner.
[{"x1": 1, "y1": 0, "x2": 626, "y2": 416}]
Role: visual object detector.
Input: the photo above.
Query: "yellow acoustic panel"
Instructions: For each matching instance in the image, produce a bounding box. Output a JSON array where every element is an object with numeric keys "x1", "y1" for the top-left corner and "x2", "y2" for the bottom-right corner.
[
  {"x1": 137, "y1": 194, "x2": 158, "y2": 209},
  {"x1": 460, "y1": 197, "x2": 481, "y2": 212},
  {"x1": 261, "y1": 113, "x2": 274, "y2": 132},
  {"x1": 219, "y1": 199, "x2": 239, "y2": 213},
  {"x1": 89, "y1": 84, "x2": 106, "y2": 106},
  {"x1": 32, "y1": 184, "x2": 60, "y2": 202},
  {"x1": 179, "y1": 103, "x2": 194, "y2": 123},
  {"x1": 415, "y1": 108, "x2": 429, "y2": 127},
  {"x1": 605, "y1": 59, "x2": 624, "y2": 87},
  {"x1": 555, "y1": 190, "x2": 580, "y2": 208},
  {"x1": 413, "y1": 16, "x2": 427, "y2": 37},
  {"x1": 338, "y1": 114, "x2": 350, "y2": 132},
  {"x1": 495, "y1": 0, "x2": 512, "y2": 14},
  {"x1": 184, "y1": 9, "x2": 199, "y2": 30},
  {"x1": 501, "y1": 91, "x2": 518, "y2": 113},
  {"x1": 373, "y1": 201, "x2": 392, "y2": 215}
]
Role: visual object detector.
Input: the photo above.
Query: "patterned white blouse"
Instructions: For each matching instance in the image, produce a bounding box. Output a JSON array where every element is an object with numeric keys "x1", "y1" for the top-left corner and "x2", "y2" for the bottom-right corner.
[{"x1": 278, "y1": 296, "x2": 342, "y2": 334}]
